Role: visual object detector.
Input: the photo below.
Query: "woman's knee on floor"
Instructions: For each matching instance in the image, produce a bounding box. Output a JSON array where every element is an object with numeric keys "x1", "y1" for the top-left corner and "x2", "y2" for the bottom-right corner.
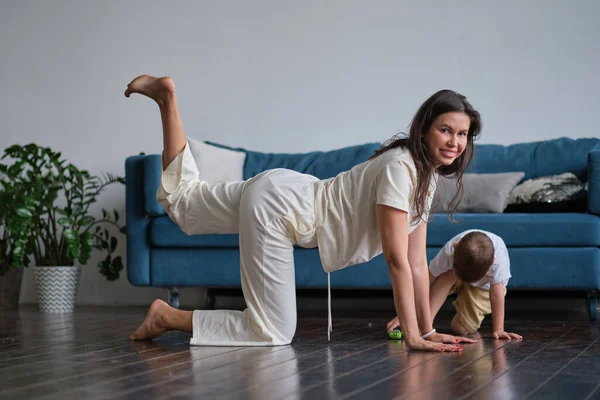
[
  {"x1": 249, "y1": 310, "x2": 297, "y2": 345},
  {"x1": 279, "y1": 315, "x2": 298, "y2": 344}
]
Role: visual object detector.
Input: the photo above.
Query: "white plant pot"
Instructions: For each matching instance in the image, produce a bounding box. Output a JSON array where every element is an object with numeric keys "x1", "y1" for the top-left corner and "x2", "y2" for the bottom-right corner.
[{"x1": 33, "y1": 266, "x2": 81, "y2": 313}]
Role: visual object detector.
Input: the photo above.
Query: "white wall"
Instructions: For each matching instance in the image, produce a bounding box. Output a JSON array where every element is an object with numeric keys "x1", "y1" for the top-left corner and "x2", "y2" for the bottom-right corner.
[{"x1": 1, "y1": 0, "x2": 598, "y2": 307}]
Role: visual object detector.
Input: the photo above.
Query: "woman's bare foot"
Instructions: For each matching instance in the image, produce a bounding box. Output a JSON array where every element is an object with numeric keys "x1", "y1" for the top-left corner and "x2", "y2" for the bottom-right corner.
[
  {"x1": 124, "y1": 75, "x2": 176, "y2": 107},
  {"x1": 130, "y1": 299, "x2": 173, "y2": 341}
]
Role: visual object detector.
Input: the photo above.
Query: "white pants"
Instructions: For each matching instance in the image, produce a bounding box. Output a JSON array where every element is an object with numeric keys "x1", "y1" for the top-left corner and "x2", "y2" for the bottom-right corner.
[{"x1": 158, "y1": 147, "x2": 318, "y2": 345}]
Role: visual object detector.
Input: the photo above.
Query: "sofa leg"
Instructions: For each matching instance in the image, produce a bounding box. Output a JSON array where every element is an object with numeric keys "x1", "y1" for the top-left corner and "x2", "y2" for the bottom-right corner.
[
  {"x1": 206, "y1": 289, "x2": 216, "y2": 310},
  {"x1": 587, "y1": 291, "x2": 597, "y2": 321},
  {"x1": 168, "y1": 288, "x2": 180, "y2": 309}
]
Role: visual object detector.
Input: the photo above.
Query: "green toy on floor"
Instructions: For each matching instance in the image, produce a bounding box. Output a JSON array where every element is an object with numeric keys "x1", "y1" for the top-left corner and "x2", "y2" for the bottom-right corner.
[{"x1": 388, "y1": 327, "x2": 403, "y2": 340}]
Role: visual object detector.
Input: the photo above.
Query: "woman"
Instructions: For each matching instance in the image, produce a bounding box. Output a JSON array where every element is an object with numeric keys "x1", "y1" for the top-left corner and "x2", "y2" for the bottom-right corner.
[{"x1": 125, "y1": 75, "x2": 481, "y2": 352}]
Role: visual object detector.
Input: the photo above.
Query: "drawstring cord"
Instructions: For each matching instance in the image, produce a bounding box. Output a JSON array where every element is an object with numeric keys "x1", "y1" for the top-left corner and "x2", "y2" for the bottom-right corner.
[{"x1": 328, "y1": 272, "x2": 332, "y2": 341}]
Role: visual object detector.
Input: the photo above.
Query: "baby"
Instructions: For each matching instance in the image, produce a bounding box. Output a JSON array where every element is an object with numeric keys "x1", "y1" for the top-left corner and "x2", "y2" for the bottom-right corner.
[{"x1": 387, "y1": 230, "x2": 522, "y2": 340}]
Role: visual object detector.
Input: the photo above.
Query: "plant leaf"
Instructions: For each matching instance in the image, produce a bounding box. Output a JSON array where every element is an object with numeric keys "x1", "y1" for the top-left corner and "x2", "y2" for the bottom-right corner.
[
  {"x1": 16, "y1": 208, "x2": 33, "y2": 218},
  {"x1": 70, "y1": 243, "x2": 79, "y2": 258},
  {"x1": 62, "y1": 229, "x2": 77, "y2": 242},
  {"x1": 58, "y1": 217, "x2": 73, "y2": 227},
  {"x1": 79, "y1": 216, "x2": 94, "y2": 226}
]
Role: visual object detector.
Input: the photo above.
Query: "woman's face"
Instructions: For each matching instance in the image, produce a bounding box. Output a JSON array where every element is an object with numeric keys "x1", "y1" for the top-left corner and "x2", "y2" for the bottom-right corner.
[{"x1": 424, "y1": 111, "x2": 471, "y2": 169}]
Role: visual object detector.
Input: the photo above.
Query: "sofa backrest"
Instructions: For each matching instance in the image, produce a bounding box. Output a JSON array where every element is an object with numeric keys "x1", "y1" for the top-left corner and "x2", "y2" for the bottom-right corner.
[
  {"x1": 212, "y1": 137, "x2": 600, "y2": 182},
  {"x1": 133, "y1": 137, "x2": 600, "y2": 217},
  {"x1": 469, "y1": 137, "x2": 600, "y2": 181},
  {"x1": 206, "y1": 141, "x2": 381, "y2": 180}
]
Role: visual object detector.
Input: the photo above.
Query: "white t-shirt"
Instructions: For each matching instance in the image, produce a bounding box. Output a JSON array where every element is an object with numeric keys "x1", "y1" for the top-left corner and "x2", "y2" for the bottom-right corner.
[
  {"x1": 314, "y1": 146, "x2": 437, "y2": 273},
  {"x1": 429, "y1": 229, "x2": 511, "y2": 290}
]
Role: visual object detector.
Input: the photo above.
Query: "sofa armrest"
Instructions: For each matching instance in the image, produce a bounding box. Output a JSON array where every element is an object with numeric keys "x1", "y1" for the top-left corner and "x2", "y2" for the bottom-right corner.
[
  {"x1": 589, "y1": 150, "x2": 600, "y2": 215},
  {"x1": 143, "y1": 155, "x2": 167, "y2": 217},
  {"x1": 125, "y1": 155, "x2": 152, "y2": 286}
]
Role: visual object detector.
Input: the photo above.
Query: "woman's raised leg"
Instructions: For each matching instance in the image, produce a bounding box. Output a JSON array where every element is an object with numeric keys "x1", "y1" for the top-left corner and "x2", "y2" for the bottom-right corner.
[
  {"x1": 124, "y1": 75, "x2": 186, "y2": 169},
  {"x1": 125, "y1": 76, "x2": 299, "y2": 345}
]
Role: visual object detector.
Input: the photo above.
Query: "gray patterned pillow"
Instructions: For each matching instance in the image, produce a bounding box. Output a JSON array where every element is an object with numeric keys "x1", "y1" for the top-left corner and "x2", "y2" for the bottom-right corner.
[
  {"x1": 433, "y1": 172, "x2": 525, "y2": 213},
  {"x1": 507, "y1": 172, "x2": 586, "y2": 204},
  {"x1": 505, "y1": 172, "x2": 587, "y2": 213}
]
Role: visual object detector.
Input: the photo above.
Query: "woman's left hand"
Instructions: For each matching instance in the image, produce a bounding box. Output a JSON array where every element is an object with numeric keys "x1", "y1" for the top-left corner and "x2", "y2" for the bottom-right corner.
[{"x1": 427, "y1": 332, "x2": 478, "y2": 344}]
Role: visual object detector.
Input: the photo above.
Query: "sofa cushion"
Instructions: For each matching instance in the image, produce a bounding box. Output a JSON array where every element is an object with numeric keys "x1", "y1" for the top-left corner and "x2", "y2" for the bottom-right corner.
[
  {"x1": 427, "y1": 213, "x2": 600, "y2": 247},
  {"x1": 151, "y1": 212, "x2": 600, "y2": 249},
  {"x1": 150, "y1": 216, "x2": 239, "y2": 248},
  {"x1": 149, "y1": 247, "x2": 600, "y2": 289}
]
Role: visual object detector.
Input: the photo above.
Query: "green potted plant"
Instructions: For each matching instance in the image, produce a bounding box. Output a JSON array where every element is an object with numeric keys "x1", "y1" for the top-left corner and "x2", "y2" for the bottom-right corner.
[
  {"x1": 0, "y1": 168, "x2": 36, "y2": 311},
  {"x1": 0, "y1": 144, "x2": 125, "y2": 313}
]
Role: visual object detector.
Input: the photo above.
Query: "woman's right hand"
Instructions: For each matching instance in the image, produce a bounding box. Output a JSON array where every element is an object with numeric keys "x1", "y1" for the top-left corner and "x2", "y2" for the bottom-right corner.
[
  {"x1": 386, "y1": 316, "x2": 400, "y2": 334},
  {"x1": 405, "y1": 337, "x2": 463, "y2": 352}
]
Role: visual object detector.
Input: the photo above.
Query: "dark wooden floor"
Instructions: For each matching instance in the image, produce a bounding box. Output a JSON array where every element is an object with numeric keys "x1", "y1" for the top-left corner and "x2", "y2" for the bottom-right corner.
[{"x1": 0, "y1": 305, "x2": 599, "y2": 400}]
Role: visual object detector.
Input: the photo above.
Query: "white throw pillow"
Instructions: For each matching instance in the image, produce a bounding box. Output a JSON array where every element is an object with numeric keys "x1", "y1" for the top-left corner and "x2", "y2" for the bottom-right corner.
[{"x1": 187, "y1": 137, "x2": 246, "y2": 183}]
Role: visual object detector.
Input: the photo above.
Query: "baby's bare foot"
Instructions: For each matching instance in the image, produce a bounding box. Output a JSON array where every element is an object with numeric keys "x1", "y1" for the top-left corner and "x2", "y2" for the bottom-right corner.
[
  {"x1": 124, "y1": 75, "x2": 176, "y2": 107},
  {"x1": 468, "y1": 331, "x2": 482, "y2": 340},
  {"x1": 129, "y1": 299, "x2": 172, "y2": 341}
]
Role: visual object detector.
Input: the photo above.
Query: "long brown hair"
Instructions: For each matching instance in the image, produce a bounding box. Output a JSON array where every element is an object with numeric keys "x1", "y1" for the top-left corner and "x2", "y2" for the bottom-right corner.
[{"x1": 370, "y1": 90, "x2": 482, "y2": 222}]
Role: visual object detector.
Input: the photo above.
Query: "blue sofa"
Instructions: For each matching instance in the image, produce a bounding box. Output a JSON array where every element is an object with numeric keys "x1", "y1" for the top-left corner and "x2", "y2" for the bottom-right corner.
[{"x1": 125, "y1": 137, "x2": 600, "y2": 319}]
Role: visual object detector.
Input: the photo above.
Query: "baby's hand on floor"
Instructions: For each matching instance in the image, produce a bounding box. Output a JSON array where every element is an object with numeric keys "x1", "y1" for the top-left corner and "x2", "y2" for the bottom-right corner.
[{"x1": 493, "y1": 330, "x2": 523, "y2": 340}]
